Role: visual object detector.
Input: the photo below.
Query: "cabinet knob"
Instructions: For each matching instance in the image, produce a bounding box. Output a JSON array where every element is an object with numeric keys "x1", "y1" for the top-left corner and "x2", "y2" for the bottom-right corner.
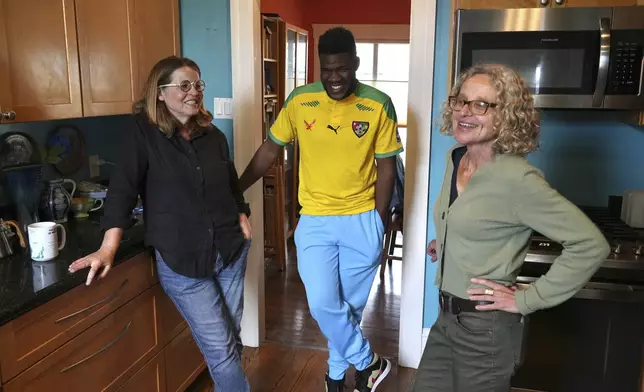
[
  {"x1": 1, "y1": 111, "x2": 16, "y2": 121},
  {"x1": 555, "y1": 0, "x2": 565, "y2": 4},
  {"x1": 540, "y1": 0, "x2": 549, "y2": 5}
]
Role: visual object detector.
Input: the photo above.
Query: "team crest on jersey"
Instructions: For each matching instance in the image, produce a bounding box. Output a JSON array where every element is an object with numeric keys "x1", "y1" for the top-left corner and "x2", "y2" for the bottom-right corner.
[
  {"x1": 352, "y1": 121, "x2": 369, "y2": 138},
  {"x1": 304, "y1": 119, "x2": 316, "y2": 130}
]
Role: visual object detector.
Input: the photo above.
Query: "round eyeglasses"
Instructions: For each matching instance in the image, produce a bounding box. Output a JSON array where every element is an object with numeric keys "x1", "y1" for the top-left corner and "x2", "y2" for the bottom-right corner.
[
  {"x1": 159, "y1": 79, "x2": 206, "y2": 93},
  {"x1": 448, "y1": 96, "x2": 497, "y2": 115}
]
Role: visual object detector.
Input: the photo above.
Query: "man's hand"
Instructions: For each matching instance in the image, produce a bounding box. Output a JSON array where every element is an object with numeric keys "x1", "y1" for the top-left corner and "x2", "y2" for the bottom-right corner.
[
  {"x1": 239, "y1": 213, "x2": 252, "y2": 240},
  {"x1": 426, "y1": 239, "x2": 437, "y2": 262},
  {"x1": 467, "y1": 278, "x2": 520, "y2": 313}
]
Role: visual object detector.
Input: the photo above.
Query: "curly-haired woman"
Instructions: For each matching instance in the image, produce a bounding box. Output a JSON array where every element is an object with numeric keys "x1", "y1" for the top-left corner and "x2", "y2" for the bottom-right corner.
[{"x1": 412, "y1": 64, "x2": 610, "y2": 392}]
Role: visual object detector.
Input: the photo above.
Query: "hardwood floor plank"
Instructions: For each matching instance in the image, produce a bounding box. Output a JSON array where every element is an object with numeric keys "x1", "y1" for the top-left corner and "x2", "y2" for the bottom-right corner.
[{"x1": 188, "y1": 245, "x2": 416, "y2": 391}]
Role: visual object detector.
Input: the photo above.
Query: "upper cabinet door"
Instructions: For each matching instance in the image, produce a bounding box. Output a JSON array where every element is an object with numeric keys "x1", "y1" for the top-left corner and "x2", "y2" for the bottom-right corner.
[
  {"x1": 75, "y1": 0, "x2": 138, "y2": 117},
  {"x1": 130, "y1": 0, "x2": 181, "y2": 97},
  {"x1": 456, "y1": 0, "x2": 546, "y2": 9},
  {"x1": 0, "y1": 0, "x2": 82, "y2": 122},
  {"x1": 75, "y1": 0, "x2": 180, "y2": 117}
]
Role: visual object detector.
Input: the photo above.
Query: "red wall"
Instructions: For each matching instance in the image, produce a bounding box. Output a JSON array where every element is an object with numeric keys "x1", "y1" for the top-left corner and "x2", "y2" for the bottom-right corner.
[
  {"x1": 304, "y1": 0, "x2": 411, "y2": 25},
  {"x1": 261, "y1": 0, "x2": 307, "y2": 28},
  {"x1": 260, "y1": 0, "x2": 412, "y2": 83}
]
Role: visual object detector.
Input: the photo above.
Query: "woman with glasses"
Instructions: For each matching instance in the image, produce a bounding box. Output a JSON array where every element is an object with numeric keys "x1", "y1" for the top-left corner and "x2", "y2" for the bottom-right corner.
[
  {"x1": 68, "y1": 56, "x2": 253, "y2": 391},
  {"x1": 412, "y1": 64, "x2": 609, "y2": 392}
]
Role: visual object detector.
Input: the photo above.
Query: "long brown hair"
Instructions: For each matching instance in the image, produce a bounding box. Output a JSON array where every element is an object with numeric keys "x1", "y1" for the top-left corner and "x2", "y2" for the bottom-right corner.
[{"x1": 133, "y1": 56, "x2": 213, "y2": 136}]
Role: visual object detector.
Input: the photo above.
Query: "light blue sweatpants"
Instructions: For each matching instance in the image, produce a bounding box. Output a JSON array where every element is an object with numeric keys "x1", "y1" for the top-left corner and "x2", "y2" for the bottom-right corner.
[{"x1": 294, "y1": 209, "x2": 385, "y2": 380}]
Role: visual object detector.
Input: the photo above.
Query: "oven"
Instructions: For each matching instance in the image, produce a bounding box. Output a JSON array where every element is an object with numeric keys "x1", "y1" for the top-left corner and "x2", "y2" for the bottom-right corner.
[
  {"x1": 511, "y1": 207, "x2": 644, "y2": 392},
  {"x1": 453, "y1": 6, "x2": 644, "y2": 110}
]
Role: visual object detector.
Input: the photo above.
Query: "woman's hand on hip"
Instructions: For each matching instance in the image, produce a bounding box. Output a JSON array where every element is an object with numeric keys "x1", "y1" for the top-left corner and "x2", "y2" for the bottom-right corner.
[
  {"x1": 467, "y1": 278, "x2": 520, "y2": 313},
  {"x1": 426, "y1": 239, "x2": 437, "y2": 262},
  {"x1": 239, "y1": 213, "x2": 252, "y2": 240},
  {"x1": 68, "y1": 248, "x2": 115, "y2": 286}
]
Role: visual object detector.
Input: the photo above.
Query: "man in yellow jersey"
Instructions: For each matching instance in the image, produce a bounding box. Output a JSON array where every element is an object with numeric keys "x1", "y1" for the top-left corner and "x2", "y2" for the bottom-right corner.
[{"x1": 239, "y1": 27, "x2": 403, "y2": 392}]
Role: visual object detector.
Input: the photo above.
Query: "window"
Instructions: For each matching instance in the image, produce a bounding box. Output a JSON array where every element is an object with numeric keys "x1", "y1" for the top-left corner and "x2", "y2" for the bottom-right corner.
[{"x1": 356, "y1": 42, "x2": 410, "y2": 162}]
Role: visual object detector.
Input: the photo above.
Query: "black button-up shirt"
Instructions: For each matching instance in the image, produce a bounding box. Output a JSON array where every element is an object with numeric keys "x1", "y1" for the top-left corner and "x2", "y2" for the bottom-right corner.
[{"x1": 101, "y1": 113, "x2": 250, "y2": 278}]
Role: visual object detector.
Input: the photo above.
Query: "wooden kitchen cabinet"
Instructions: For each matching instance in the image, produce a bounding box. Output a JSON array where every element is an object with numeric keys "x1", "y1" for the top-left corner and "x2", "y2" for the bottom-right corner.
[
  {"x1": 3, "y1": 285, "x2": 162, "y2": 392},
  {"x1": 117, "y1": 350, "x2": 167, "y2": 392},
  {"x1": 0, "y1": 253, "x2": 206, "y2": 392},
  {"x1": 0, "y1": 251, "x2": 156, "y2": 382},
  {"x1": 0, "y1": 0, "x2": 180, "y2": 123},
  {"x1": 0, "y1": 0, "x2": 83, "y2": 122},
  {"x1": 164, "y1": 327, "x2": 207, "y2": 392},
  {"x1": 75, "y1": 0, "x2": 180, "y2": 117}
]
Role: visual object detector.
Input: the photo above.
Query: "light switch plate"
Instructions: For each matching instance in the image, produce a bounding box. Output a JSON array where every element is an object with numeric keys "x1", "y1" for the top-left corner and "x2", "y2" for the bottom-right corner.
[{"x1": 213, "y1": 98, "x2": 233, "y2": 119}]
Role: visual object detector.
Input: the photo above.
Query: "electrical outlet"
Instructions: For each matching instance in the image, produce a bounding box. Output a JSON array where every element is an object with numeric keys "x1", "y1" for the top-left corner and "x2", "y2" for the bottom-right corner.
[{"x1": 89, "y1": 155, "x2": 100, "y2": 178}]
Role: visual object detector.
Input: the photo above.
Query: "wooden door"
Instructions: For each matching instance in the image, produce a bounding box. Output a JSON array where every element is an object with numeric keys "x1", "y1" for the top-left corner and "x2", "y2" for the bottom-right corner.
[
  {"x1": 456, "y1": 0, "x2": 545, "y2": 9},
  {"x1": 75, "y1": 0, "x2": 180, "y2": 117},
  {"x1": 0, "y1": 0, "x2": 82, "y2": 122}
]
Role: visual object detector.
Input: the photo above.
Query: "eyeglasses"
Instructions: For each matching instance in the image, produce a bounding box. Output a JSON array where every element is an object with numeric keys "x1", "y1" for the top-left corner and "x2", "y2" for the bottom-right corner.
[
  {"x1": 159, "y1": 79, "x2": 206, "y2": 92},
  {"x1": 448, "y1": 96, "x2": 497, "y2": 115}
]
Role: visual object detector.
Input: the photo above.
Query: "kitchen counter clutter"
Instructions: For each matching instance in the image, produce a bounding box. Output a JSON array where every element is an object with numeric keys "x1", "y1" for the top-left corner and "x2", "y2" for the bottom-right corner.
[
  {"x1": 0, "y1": 217, "x2": 145, "y2": 326},
  {"x1": 0, "y1": 215, "x2": 206, "y2": 392}
]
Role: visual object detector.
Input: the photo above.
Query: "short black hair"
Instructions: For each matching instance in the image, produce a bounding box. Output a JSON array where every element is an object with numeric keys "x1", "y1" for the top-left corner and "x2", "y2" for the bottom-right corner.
[{"x1": 318, "y1": 27, "x2": 356, "y2": 56}]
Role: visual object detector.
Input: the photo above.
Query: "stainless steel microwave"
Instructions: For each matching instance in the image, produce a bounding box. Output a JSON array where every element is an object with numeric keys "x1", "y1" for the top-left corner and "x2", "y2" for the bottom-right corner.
[{"x1": 453, "y1": 6, "x2": 644, "y2": 110}]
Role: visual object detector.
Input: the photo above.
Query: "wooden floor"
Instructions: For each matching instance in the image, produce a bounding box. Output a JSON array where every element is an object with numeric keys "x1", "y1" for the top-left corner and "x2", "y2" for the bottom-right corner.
[{"x1": 189, "y1": 244, "x2": 416, "y2": 391}]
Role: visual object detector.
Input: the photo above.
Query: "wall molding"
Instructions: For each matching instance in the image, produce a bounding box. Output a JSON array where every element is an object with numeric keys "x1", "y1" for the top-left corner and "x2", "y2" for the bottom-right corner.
[
  {"x1": 399, "y1": 0, "x2": 437, "y2": 369},
  {"x1": 230, "y1": 0, "x2": 265, "y2": 348}
]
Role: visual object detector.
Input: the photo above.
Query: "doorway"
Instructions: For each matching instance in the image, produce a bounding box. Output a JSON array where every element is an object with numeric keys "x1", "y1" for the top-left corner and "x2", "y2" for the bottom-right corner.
[{"x1": 230, "y1": 0, "x2": 439, "y2": 370}]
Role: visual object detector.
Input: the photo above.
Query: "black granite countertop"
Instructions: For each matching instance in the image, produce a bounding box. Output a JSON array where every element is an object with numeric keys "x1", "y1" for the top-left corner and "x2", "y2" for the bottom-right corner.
[{"x1": 0, "y1": 214, "x2": 147, "y2": 327}]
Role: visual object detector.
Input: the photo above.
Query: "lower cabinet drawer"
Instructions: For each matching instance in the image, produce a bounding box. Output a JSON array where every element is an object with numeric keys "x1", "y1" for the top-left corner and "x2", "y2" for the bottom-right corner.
[
  {"x1": 4, "y1": 286, "x2": 163, "y2": 392},
  {"x1": 0, "y1": 252, "x2": 155, "y2": 382},
  {"x1": 117, "y1": 350, "x2": 166, "y2": 392},
  {"x1": 165, "y1": 327, "x2": 206, "y2": 392}
]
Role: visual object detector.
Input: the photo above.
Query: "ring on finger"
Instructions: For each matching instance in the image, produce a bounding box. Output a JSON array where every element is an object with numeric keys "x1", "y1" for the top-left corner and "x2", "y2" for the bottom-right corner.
[{"x1": 484, "y1": 289, "x2": 494, "y2": 296}]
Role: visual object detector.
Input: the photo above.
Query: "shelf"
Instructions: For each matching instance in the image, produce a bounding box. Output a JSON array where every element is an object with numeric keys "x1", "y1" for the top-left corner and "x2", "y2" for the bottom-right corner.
[
  {"x1": 264, "y1": 58, "x2": 278, "y2": 63},
  {"x1": 264, "y1": 94, "x2": 277, "y2": 98}
]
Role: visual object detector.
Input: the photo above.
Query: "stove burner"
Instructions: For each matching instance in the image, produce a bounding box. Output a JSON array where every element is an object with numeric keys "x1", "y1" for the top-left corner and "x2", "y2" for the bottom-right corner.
[{"x1": 530, "y1": 206, "x2": 644, "y2": 256}]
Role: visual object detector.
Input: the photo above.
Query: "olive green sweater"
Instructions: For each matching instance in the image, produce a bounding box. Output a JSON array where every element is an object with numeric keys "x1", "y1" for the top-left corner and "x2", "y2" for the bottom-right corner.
[{"x1": 433, "y1": 144, "x2": 611, "y2": 315}]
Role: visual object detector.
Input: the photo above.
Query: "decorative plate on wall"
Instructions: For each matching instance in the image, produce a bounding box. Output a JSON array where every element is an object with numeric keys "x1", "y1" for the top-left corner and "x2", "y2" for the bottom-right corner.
[
  {"x1": 0, "y1": 132, "x2": 39, "y2": 169},
  {"x1": 45, "y1": 124, "x2": 86, "y2": 176}
]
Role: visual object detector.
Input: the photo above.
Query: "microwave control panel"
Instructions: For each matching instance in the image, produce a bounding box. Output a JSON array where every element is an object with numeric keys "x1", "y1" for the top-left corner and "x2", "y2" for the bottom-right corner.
[{"x1": 609, "y1": 39, "x2": 642, "y2": 95}]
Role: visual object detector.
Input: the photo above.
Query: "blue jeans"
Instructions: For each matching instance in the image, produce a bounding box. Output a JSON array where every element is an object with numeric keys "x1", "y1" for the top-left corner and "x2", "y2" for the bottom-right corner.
[
  {"x1": 294, "y1": 209, "x2": 385, "y2": 380},
  {"x1": 155, "y1": 240, "x2": 250, "y2": 392}
]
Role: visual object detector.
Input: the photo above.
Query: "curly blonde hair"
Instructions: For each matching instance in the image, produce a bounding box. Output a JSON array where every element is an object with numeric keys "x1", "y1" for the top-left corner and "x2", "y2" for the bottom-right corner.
[{"x1": 441, "y1": 64, "x2": 539, "y2": 155}]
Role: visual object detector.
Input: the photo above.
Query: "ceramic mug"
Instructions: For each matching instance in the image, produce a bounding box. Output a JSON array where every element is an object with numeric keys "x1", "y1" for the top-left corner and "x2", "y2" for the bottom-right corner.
[
  {"x1": 71, "y1": 197, "x2": 104, "y2": 219},
  {"x1": 27, "y1": 222, "x2": 66, "y2": 261}
]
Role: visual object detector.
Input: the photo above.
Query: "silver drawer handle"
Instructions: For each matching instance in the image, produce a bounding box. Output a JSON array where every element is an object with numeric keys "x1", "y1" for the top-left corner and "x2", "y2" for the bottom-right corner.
[
  {"x1": 55, "y1": 279, "x2": 129, "y2": 324},
  {"x1": 60, "y1": 320, "x2": 132, "y2": 373}
]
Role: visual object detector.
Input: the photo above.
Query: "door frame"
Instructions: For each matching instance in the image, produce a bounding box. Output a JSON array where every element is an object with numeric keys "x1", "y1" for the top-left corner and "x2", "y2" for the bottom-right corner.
[
  {"x1": 230, "y1": 0, "x2": 265, "y2": 348},
  {"x1": 230, "y1": 0, "x2": 438, "y2": 369},
  {"x1": 399, "y1": 0, "x2": 438, "y2": 368}
]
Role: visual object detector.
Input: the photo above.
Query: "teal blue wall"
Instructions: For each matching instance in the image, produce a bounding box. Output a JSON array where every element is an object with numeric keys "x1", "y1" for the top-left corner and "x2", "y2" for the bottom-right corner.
[
  {"x1": 179, "y1": 0, "x2": 234, "y2": 156},
  {"x1": 423, "y1": 0, "x2": 644, "y2": 327}
]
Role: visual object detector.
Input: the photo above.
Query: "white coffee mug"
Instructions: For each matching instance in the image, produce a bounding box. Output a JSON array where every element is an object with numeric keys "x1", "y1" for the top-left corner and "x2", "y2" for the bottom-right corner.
[{"x1": 28, "y1": 222, "x2": 66, "y2": 261}]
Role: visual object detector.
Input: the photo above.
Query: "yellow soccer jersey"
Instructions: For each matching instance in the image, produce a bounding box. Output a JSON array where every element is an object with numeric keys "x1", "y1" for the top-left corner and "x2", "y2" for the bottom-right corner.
[{"x1": 269, "y1": 81, "x2": 404, "y2": 216}]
